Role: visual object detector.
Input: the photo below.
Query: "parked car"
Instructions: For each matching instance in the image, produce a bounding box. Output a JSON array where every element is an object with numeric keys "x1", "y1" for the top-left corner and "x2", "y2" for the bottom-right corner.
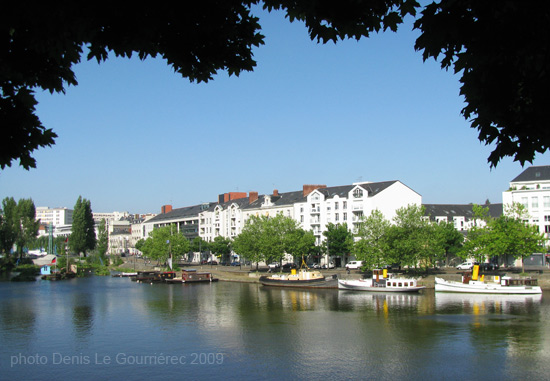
[
  {"x1": 456, "y1": 262, "x2": 475, "y2": 270},
  {"x1": 230, "y1": 262, "x2": 240, "y2": 266},
  {"x1": 345, "y1": 261, "x2": 364, "y2": 270},
  {"x1": 480, "y1": 262, "x2": 499, "y2": 271},
  {"x1": 268, "y1": 262, "x2": 280, "y2": 269},
  {"x1": 307, "y1": 263, "x2": 320, "y2": 269},
  {"x1": 282, "y1": 262, "x2": 298, "y2": 270},
  {"x1": 322, "y1": 262, "x2": 335, "y2": 269}
]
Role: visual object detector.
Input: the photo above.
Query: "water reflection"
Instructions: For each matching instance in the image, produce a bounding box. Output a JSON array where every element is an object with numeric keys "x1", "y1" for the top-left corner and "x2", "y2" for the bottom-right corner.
[{"x1": 1, "y1": 278, "x2": 549, "y2": 380}]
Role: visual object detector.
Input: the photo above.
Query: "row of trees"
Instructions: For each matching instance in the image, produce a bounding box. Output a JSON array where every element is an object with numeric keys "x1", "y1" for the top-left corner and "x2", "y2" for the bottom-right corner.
[
  {"x1": 0, "y1": 195, "x2": 97, "y2": 259},
  {"x1": 222, "y1": 203, "x2": 546, "y2": 272}
]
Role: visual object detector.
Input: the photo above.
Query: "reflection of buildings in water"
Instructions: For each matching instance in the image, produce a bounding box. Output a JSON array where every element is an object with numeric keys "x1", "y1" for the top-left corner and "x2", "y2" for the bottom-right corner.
[{"x1": 435, "y1": 293, "x2": 543, "y2": 315}]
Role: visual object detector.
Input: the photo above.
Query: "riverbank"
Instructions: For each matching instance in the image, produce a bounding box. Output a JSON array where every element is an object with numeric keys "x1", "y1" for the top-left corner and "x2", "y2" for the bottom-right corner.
[{"x1": 118, "y1": 258, "x2": 550, "y2": 289}]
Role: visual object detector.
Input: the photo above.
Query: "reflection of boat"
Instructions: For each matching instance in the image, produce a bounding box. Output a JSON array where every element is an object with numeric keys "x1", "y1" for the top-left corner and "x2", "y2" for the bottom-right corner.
[
  {"x1": 435, "y1": 273, "x2": 542, "y2": 294},
  {"x1": 435, "y1": 292, "x2": 543, "y2": 310},
  {"x1": 338, "y1": 270, "x2": 425, "y2": 293},
  {"x1": 259, "y1": 269, "x2": 338, "y2": 289},
  {"x1": 166, "y1": 269, "x2": 218, "y2": 283}
]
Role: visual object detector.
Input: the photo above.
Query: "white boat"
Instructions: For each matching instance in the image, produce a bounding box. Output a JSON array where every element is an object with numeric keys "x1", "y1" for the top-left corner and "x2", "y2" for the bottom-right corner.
[
  {"x1": 338, "y1": 270, "x2": 425, "y2": 293},
  {"x1": 434, "y1": 276, "x2": 542, "y2": 294}
]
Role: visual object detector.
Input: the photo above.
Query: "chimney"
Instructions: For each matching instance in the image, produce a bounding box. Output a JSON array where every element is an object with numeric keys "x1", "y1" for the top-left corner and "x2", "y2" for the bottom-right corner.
[
  {"x1": 273, "y1": 189, "x2": 279, "y2": 197},
  {"x1": 303, "y1": 184, "x2": 326, "y2": 197},
  {"x1": 249, "y1": 191, "x2": 258, "y2": 204},
  {"x1": 161, "y1": 205, "x2": 173, "y2": 214}
]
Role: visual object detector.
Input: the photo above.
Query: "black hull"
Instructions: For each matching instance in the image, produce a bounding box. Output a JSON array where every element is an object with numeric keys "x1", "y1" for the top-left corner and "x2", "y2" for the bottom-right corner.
[{"x1": 259, "y1": 275, "x2": 338, "y2": 289}]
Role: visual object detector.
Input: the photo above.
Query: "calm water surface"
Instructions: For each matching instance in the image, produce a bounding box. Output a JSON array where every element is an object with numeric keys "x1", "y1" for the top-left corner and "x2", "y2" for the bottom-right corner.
[{"x1": 0, "y1": 275, "x2": 548, "y2": 380}]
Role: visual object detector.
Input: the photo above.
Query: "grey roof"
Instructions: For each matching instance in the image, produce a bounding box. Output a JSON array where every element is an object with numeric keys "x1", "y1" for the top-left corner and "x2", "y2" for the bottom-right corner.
[
  {"x1": 147, "y1": 202, "x2": 216, "y2": 223},
  {"x1": 423, "y1": 203, "x2": 503, "y2": 220},
  {"x1": 512, "y1": 165, "x2": 550, "y2": 182}
]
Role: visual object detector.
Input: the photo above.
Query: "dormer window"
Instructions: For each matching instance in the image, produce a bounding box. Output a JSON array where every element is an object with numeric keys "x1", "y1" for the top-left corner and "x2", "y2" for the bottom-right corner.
[{"x1": 353, "y1": 188, "x2": 363, "y2": 198}]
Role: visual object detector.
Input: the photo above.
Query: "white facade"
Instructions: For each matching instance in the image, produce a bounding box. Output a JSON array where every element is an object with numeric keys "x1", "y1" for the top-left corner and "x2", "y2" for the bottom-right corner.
[
  {"x1": 295, "y1": 181, "x2": 422, "y2": 245},
  {"x1": 502, "y1": 165, "x2": 550, "y2": 242},
  {"x1": 36, "y1": 207, "x2": 73, "y2": 227}
]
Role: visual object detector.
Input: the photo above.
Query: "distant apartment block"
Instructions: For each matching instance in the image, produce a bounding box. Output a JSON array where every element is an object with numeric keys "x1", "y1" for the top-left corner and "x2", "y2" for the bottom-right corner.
[{"x1": 502, "y1": 165, "x2": 550, "y2": 240}]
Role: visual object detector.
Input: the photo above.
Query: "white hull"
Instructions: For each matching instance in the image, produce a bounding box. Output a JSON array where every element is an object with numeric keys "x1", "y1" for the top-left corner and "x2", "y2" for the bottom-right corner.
[
  {"x1": 434, "y1": 277, "x2": 542, "y2": 294},
  {"x1": 338, "y1": 279, "x2": 425, "y2": 293}
]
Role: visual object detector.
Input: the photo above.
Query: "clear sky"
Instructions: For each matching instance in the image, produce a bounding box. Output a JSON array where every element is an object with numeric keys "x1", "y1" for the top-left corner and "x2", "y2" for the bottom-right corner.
[{"x1": 1, "y1": 7, "x2": 549, "y2": 215}]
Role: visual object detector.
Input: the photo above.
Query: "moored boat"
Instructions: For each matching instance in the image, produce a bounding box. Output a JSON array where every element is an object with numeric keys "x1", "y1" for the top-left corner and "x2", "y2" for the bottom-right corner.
[
  {"x1": 166, "y1": 269, "x2": 218, "y2": 283},
  {"x1": 338, "y1": 270, "x2": 425, "y2": 293},
  {"x1": 434, "y1": 275, "x2": 542, "y2": 294},
  {"x1": 259, "y1": 269, "x2": 338, "y2": 289}
]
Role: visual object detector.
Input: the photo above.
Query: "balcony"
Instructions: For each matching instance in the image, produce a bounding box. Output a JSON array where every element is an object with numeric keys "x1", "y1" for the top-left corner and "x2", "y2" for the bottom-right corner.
[{"x1": 310, "y1": 207, "x2": 321, "y2": 214}]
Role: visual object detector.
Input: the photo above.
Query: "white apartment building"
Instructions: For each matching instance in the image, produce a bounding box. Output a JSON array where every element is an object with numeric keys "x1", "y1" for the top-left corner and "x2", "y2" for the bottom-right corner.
[
  {"x1": 502, "y1": 165, "x2": 550, "y2": 241},
  {"x1": 294, "y1": 181, "x2": 422, "y2": 245},
  {"x1": 36, "y1": 207, "x2": 73, "y2": 227}
]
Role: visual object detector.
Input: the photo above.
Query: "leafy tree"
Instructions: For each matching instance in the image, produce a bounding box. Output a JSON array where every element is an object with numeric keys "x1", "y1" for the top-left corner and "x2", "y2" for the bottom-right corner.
[
  {"x1": 14, "y1": 198, "x2": 40, "y2": 258},
  {"x1": 459, "y1": 204, "x2": 492, "y2": 262},
  {"x1": 233, "y1": 216, "x2": 264, "y2": 269},
  {"x1": 0, "y1": 197, "x2": 17, "y2": 255},
  {"x1": 353, "y1": 210, "x2": 391, "y2": 270},
  {"x1": 386, "y1": 204, "x2": 442, "y2": 271},
  {"x1": 6, "y1": 1, "x2": 546, "y2": 169},
  {"x1": 433, "y1": 221, "x2": 464, "y2": 266},
  {"x1": 414, "y1": 1, "x2": 550, "y2": 167},
  {"x1": 285, "y1": 228, "x2": 316, "y2": 266},
  {"x1": 486, "y1": 203, "x2": 546, "y2": 270},
  {"x1": 69, "y1": 196, "x2": 96, "y2": 256},
  {"x1": 141, "y1": 225, "x2": 189, "y2": 266},
  {"x1": 95, "y1": 219, "x2": 109, "y2": 262},
  {"x1": 233, "y1": 214, "x2": 303, "y2": 269},
  {"x1": 0, "y1": 197, "x2": 39, "y2": 258},
  {"x1": 209, "y1": 236, "x2": 232, "y2": 264},
  {"x1": 322, "y1": 223, "x2": 353, "y2": 264}
]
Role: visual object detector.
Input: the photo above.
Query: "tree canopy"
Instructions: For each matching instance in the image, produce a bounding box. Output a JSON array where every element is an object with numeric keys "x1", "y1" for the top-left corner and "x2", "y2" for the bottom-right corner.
[
  {"x1": 4, "y1": 1, "x2": 546, "y2": 170},
  {"x1": 69, "y1": 196, "x2": 96, "y2": 256},
  {"x1": 0, "y1": 197, "x2": 39, "y2": 257}
]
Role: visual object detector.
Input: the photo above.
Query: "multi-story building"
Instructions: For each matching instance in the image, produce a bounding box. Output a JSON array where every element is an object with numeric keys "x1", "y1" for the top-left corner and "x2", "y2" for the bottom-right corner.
[
  {"x1": 502, "y1": 165, "x2": 550, "y2": 242},
  {"x1": 423, "y1": 203, "x2": 503, "y2": 231},
  {"x1": 35, "y1": 207, "x2": 73, "y2": 237}
]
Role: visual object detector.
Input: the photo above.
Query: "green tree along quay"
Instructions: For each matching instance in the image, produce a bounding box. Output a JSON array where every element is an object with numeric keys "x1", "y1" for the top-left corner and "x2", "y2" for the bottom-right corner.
[
  {"x1": 487, "y1": 203, "x2": 545, "y2": 271},
  {"x1": 140, "y1": 225, "x2": 190, "y2": 266},
  {"x1": 232, "y1": 216, "x2": 264, "y2": 269},
  {"x1": 209, "y1": 236, "x2": 232, "y2": 264},
  {"x1": 459, "y1": 204, "x2": 492, "y2": 263},
  {"x1": 322, "y1": 223, "x2": 353, "y2": 265},
  {"x1": 233, "y1": 214, "x2": 307, "y2": 269},
  {"x1": 69, "y1": 196, "x2": 96, "y2": 257},
  {"x1": 285, "y1": 228, "x2": 316, "y2": 266},
  {"x1": 4, "y1": 1, "x2": 548, "y2": 170},
  {"x1": 353, "y1": 210, "x2": 391, "y2": 270},
  {"x1": 432, "y1": 221, "x2": 464, "y2": 267}
]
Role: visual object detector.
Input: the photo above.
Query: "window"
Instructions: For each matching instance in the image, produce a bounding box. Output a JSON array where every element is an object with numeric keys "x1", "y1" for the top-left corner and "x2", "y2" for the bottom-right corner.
[
  {"x1": 335, "y1": 202, "x2": 339, "y2": 210},
  {"x1": 343, "y1": 213, "x2": 347, "y2": 221},
  {"x1": 544, "y1": 196, "x2": 550, "y2": 208},
  {"x1": 343, "y1": 201, "x2": 347, "y2": 209},
  {"x1": 532, "y1": 197, "x2": 539, "y2": 208},
  {"x1": 353, "y1": 188, "x2": 363, "y2": 198},
  {"x1": 521, "y1": 197, "x2": 528, "y2": 208},
  {"x1": 545, "y1": 225, "x2": 550, "y2": 233},
  {"x1": 335, "y1": 213, "x2": 339, "y2": 221},
  {"x1": 545, "y1": 215, "x2": 550, "y2": 222}
]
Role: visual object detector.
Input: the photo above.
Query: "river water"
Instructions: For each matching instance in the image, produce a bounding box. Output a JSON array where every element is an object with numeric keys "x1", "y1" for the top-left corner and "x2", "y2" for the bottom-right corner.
[{"x1": 0, "y1": 275, "x2": 548, "y2": 380}]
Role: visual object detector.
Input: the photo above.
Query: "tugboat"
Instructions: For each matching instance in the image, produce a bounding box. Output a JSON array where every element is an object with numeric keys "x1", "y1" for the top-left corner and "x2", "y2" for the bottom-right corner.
[
  {"x1": 259, "y1": 268, "x2": 338, "y2": 289},
  {"x1": 435, "y1": 264, "x2": 542, "y2": 294}
]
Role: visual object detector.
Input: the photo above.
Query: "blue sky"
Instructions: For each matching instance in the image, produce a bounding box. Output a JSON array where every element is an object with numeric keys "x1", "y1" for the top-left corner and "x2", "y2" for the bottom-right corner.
[{"x1": 1, "y1": 7, "x2": 549, "y2": 214}]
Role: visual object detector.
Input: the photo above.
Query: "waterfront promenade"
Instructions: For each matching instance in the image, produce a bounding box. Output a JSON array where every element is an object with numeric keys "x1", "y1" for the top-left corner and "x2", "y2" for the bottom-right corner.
[{"x1": 119, "y1": 258, "x2": 550, "y2": 289}]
